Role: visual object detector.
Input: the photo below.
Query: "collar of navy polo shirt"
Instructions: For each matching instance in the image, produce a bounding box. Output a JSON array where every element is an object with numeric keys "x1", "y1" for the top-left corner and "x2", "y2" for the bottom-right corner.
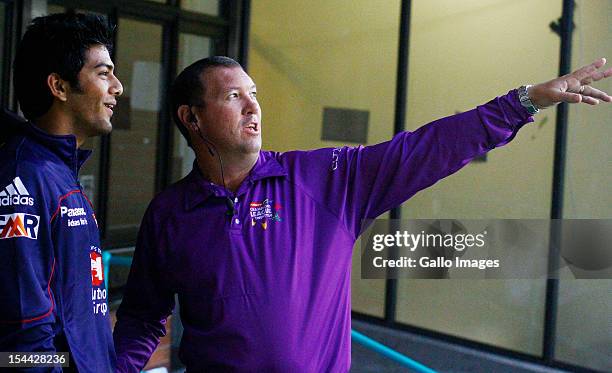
[
  {"x1": 183, "y1": 150, "x2": 288, "y2": 211},
  {"x1": 1, "y1": 109, "x2": 92, "y2": 177}
]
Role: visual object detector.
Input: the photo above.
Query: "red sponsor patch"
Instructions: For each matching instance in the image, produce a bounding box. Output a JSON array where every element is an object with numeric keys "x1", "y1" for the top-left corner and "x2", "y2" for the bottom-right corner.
[{"x1": 90, "y1": 251, "x2": 104, "y2": 286}]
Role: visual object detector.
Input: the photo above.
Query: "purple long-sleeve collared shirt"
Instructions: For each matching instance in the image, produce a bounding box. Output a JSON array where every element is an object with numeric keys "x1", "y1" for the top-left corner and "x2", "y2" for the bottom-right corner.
[{"x1": 114, "y1": 90, "x2": 533, "y2": 372}]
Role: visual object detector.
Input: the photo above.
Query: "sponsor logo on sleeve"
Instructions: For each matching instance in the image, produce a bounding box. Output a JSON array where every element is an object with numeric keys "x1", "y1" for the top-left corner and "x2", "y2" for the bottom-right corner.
[
  {"x1": 0, "y1": 177, "x2": 35, "y2": 207},
  {"x1": 90, "y1": 246, "x2": 108, "y2": 316},
  {"x1": 90, "y1": 249, "x2": 104, "y2": 286},
  {"x1": 0, "y1": 213, "x2": 40, "y2": 239}
]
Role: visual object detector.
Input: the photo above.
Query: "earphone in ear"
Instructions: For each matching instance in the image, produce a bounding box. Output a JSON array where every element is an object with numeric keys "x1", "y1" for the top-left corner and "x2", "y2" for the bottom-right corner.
[
  {"x1": 189, "y1": 110, "x2": 197, "y2": 125},
  {"x1": 187, "y1": 107, "x2": 215, "y2": 158},
  {"x1": 187, "y1": 110, "x2": 201, "y2": 132}
]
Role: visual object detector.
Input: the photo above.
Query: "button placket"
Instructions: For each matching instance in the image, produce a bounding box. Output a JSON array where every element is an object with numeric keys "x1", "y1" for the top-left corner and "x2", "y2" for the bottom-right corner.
[{"x1": 231, "y1": 196, "x2": 241, "y2": 228}]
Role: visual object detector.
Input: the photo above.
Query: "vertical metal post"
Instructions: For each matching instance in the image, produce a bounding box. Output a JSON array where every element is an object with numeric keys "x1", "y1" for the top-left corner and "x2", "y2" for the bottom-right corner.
[
  {"x1": 226, "y1": 0, "x2": 249, "y2": 67},
  {"x1": 238, "y1": 0, "x2": 250, "y2": 69},
  {"x1": 543, "y1": 0, "x2": 575, "y2": 362},
  {"x1": 385, "y1": 0, "x2": 412, "y2": 324}
]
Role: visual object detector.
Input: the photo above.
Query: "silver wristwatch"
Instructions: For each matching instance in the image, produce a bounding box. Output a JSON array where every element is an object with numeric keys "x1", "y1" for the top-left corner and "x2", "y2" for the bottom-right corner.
[{"x1": 518, "y1": 85, "x2": 539, "y2": 115}]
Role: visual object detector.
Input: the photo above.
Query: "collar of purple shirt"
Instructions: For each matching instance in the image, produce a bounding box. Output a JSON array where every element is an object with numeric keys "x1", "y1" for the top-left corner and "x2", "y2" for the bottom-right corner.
[{"x1": 183, "y1": 151, "x2": 288, "y2": 211}]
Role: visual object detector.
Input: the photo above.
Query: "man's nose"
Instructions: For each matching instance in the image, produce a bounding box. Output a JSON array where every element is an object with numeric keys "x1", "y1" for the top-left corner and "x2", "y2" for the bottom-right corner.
[
  {"x1": 110, "y1": 74, "x2": 124, "y2": 96},
  {"x1": 243, "y1": 96, "x2": 258, "y2": 115}
]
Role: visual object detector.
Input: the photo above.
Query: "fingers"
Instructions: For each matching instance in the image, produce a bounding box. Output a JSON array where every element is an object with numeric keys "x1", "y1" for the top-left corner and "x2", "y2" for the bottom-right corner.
[
  {"x1": 555, "y1": 92, "x2": 600, "y2": 105},
  {"x1": 571, "y1": 57, "x2": 608, "y2": 83},
  {"x1": 580, "y1": 86, "x2": 612, "y2": 103},
  {"x1": 587, "y1": 68, "x2": 609, "y2": 83},
  {"x1": 554, "y1": 90, "x2": 582, "y2": 104},
  {"x1": 580, "y1": 95, "x2": 600, "y2": 105},
  {"x1": 562, "y1": 58, "x2": 612, "y2": 106},
  {"x1": 556, "y1": 89, "x2": 609, "y2": 106}
]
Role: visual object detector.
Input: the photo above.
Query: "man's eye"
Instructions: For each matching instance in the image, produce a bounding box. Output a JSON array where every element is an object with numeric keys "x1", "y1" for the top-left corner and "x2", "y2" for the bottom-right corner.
[
  {"x1": 229, "y1": 93, "x2": 238, "y2": 98},
  {"x1": 251, "y1": 91, "x2": 257, "y2": 97},
  {"x1": 99, "y1": 71, "x2": 109, "y2": 76}
]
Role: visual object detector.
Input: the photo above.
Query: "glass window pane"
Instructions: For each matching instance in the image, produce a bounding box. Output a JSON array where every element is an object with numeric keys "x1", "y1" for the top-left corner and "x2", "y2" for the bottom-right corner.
[
  {"x1": 181, "y1": 0, "x2": 219, "y2": 16},
  {"x1": 107, "y1": 18, "x2": 162, "y2": 245},
  {"x1": 250, "y1": 0, "x2": 402, "y2": 317},
  {"x1": 556, "y1": 1, "x2": 612, "y2": 371},
  {"x1": 395, "y1": 0, "x2": 563, "y2": 355},
  {"x1": 171, "y1": 33, "x2": 215, "y2": 182}
]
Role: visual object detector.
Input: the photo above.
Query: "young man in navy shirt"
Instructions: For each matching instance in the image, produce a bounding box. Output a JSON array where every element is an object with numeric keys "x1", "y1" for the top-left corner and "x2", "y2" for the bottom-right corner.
[
  {"x1": 0, "y1": 12, "x2": 123, "y2": 372},
  {"x1": 114, "y1": 56, "x2": 611, "y2": 372}
]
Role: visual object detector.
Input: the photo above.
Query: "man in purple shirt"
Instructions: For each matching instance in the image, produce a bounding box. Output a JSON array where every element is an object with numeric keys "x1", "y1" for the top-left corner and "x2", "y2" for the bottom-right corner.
[{"x1": 113, "y1": 56, "x2": 611, "y2": 372}]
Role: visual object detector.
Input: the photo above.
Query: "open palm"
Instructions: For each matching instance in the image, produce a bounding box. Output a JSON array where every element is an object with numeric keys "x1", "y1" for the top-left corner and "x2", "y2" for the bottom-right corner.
[{"x1": 530, "y1": 57, "x2": 612, "y2": 109}]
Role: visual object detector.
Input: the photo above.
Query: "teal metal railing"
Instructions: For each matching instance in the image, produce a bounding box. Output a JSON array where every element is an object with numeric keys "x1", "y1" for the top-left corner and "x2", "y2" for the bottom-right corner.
[
  {"x1": 351, "y1": 329, "x2": 437, "y2": 372},
  {"x1": 103, "y1": 251, "x2": 437, "y2": 372}
]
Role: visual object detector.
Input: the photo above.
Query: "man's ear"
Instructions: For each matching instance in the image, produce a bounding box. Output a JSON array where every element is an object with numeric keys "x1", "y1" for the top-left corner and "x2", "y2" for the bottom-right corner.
[
  {"x1": 46, "y1": 73, "x2": 69, "y2": 102},
  {"x1": 178, "y1": 105, "x2": 198, "y2": 132}
]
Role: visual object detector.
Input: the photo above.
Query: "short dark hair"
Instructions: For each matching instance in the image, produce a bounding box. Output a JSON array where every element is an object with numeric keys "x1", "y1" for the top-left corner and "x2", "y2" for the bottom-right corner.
[
  {"x1": 14, "y1": 12, "x2": 115, "y2": 120},
  {"x1": 169, "y1": 56, "x2": 242, "y2": 146}
]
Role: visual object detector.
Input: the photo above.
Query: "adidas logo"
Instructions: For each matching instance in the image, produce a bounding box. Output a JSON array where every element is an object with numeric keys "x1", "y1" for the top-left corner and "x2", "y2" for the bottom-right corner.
[{"x1": 0, "y1": 177, "x2": 35, "y2": 207}]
